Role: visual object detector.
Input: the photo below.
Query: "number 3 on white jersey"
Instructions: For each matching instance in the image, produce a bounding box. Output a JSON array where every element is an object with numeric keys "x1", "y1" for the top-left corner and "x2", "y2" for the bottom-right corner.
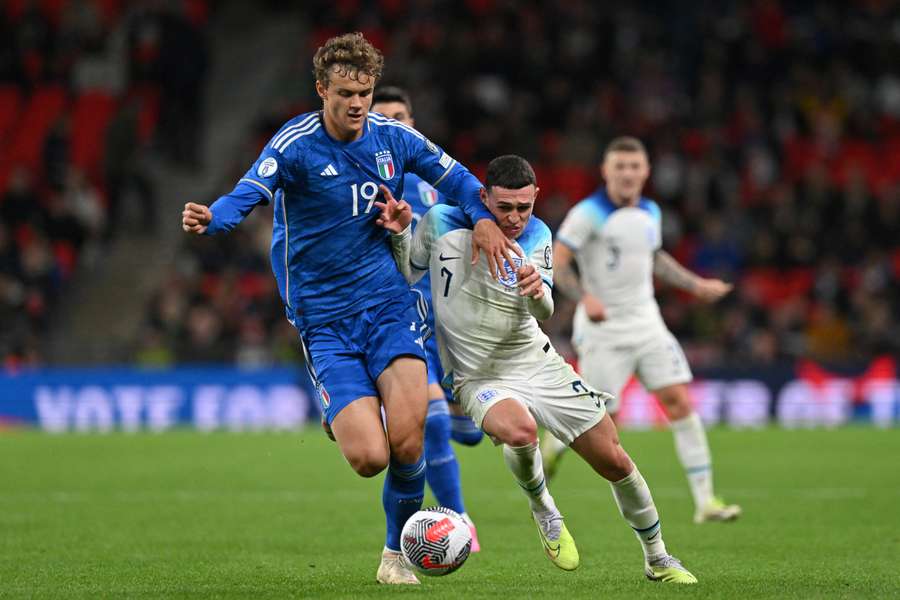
[{"x1": 350, "y1": 182, "x2": 379, "y2": 216}]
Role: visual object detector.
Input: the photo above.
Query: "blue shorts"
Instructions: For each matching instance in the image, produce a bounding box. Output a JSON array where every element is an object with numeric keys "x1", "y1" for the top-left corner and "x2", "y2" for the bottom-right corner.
[
  {"x1": 298, "y1": 294, "x2": 427, "y2": 424},
  {"x1": 424, "y1": 333, "x2": 443, "y2": 388}
]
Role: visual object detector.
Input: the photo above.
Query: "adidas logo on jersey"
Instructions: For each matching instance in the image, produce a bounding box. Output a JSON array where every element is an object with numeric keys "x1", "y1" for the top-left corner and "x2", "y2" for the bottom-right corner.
[{"x1": 320, "y1": 164, "x2": 338, "y2": 176}]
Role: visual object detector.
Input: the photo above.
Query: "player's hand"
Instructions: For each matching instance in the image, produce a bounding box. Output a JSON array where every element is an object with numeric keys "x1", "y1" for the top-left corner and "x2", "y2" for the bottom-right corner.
[
  {"x1": 374, "y1": 184, "x2": 412, "y2": 233},
  {"x1": 582, "y1": 293, "x2": 607, "y2": 322},
  {"x1": 182, "y1": 202, "x2": 212, "y2": 234},
  {"x1": 472, "y1": 219, "x2": 522, "y2": 281},
  {"x1": 516, "y1": 264, "x2": 544, "y2": 299},
  {"x1": 694, "y1": 278, "x2": 733, "y2": 303}
]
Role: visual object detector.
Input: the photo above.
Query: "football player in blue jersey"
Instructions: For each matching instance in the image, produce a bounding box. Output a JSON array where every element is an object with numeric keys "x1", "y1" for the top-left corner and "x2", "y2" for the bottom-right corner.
[
  {"x1": 371, "y1": 86, "x2": 482, "y2": 553},
  {"x1": 181, "y1": 32, "x2": 516, "y2": 585}
]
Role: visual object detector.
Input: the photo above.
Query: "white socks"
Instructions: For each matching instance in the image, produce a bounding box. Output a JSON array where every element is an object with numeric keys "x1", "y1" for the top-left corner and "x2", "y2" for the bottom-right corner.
[
  {"x1": 503, "y1": 442, "x2": 557, "y2": 513},
  {"x1": 610, "y1": 468, "x2": 667, "y2": 560},
  {"x1": 670, "y1": 412, "x2": 714, "y2": 509}
]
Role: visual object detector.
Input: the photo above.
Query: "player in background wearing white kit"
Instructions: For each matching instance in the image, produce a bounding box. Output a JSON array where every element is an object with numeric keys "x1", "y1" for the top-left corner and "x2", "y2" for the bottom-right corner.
[
  {"x1": 375, "y1": 155, "x2": 698, "y2": 584},
  {"x1": 540, "y1": 137, "x2": 741, "y2": 524}
]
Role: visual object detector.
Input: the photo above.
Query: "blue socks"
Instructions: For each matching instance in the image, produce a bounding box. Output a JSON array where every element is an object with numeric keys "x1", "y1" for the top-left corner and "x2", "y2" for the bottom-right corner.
[
  {"x1": 450, "y1": 414, "x2": 484, "y2": 446},
  {"x1": 424, "y1": 399, "x2": 465, "y2": 514},
  {"x1": 382, "y1": 455, "x2": 426, "y2": 551}
]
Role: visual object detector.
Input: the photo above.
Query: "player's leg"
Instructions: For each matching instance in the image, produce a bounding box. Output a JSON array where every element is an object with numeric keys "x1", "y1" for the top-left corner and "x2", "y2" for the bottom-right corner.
[
  {"x1": 568, "y1": 415, "x2": 689, "y2": 582},
  {"x1": 329, "y1": 396, "x2": 390, "y2": 476},
  {"x1": 424, "y1": 387, "x2": 464, "y2": 512},
  {"x1": 448, "y1": 398, "x2": 484, "y2": 446},
  {"x1": 301, "y1": 319, "x2": 417, "y2": 584},
  {"x1": 476, "y1": 392, "x2": 578, "y2": 571},
  {"x1": 541, "y1": 337, "x2": 631, "y2": 480},
  {"x1": 374, "y1": 356, "x2": 428, "y2": 584},
  {"x1": 302, "y1": 324, "x2": 390, "y2": 477},
  {"x1": 654, "y1": 383, "x2": 741, "y2": 523},
  {"x1": 423, "y1": 382, "x2": 480, "y2": 551},
  {"x1": 530, "y1": 351, "x2": 695, "y2": 583},
  {"x1": 639, "y1": 331, "x2": 740, "y2": 523},
  {"x1": 365, "y1": 295, "x2": 433, "y2": 585}
]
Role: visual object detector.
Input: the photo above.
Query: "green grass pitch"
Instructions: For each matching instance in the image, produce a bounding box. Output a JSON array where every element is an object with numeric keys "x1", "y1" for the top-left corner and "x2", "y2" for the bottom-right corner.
[{"x1": 2, "y1": 427, "x2": 899, "y2": 599}]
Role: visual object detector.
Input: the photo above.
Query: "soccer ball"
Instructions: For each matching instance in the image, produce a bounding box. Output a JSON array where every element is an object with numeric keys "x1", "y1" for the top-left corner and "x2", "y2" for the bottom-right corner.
[{"x1": 400, "y1": 506, "x2": 472, "y2": 576}]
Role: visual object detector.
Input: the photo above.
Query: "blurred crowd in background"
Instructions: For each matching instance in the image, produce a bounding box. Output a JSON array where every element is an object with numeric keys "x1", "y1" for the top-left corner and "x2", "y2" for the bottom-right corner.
[
  {"x1": 1, "y1": 0, "x2": 208, "y2": 367},
  {"x1": 3, "y1": 0, "x2": 900, "y2": 370}
]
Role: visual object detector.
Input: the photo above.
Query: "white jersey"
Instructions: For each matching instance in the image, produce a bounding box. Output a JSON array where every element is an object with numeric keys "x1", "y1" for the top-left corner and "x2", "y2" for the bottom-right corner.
[
  {"x1": 404, "y1": 204, "x2": 555, "y2": 384},
  {"x1": 556, "y1": 189, "x2": 666, "y2": 339}
]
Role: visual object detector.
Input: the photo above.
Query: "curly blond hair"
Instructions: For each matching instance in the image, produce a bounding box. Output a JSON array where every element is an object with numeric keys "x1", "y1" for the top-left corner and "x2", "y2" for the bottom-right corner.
[{"x1": 312, "y1": 32, "x2": 384, "y2": 86}]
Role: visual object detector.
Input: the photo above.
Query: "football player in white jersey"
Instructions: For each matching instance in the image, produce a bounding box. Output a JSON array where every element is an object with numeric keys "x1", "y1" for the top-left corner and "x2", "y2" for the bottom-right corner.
[
  {"x1": 540, "y1": 136, "x2": 741, "y2": 525},
  {"x1": 375, "y1": 155, "x2": 698, "y2": 584}
]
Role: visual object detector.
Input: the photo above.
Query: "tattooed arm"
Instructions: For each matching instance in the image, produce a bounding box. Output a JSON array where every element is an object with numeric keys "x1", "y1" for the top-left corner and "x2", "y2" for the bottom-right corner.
[
  {"x1": 553, "y1": 241, "x2": 584, "y2": 302},
  {"x1": 554, "y1": 240, "x2": 607, "y2": 321},
  {"x1": 653, "y1": 250, "x2": 733, "y2": 302}
]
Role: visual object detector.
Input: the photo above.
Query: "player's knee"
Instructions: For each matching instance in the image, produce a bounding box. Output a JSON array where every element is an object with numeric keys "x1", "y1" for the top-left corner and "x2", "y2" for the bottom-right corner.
[
  {"x1": 601, "y1": 444, "x2": 634, "y2": 482},
  {"x1": 608, "y1": 453, "x2": 633, "y2": 481},
  {"x1": 390, "y1": 435, "x2": 424, "y2": 465},
  {"x1": 656, "y1": 387, "x2": 691, "y2": 418},
  {"x1": 348, "y1": 450, "x2": 389, "y2": 478},
  {"x1": 504, "y1": 418, "x2": 538, "y2": 448}
]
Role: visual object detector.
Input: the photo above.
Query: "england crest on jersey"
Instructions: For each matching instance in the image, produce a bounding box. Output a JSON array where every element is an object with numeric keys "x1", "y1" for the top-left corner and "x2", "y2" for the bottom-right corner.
[
  {"x1": 498, "y1": 256, "x2": 525, "y2": 289},
  {"x1": 375, "y1": 149, "x2": 395, "y2": 180}
]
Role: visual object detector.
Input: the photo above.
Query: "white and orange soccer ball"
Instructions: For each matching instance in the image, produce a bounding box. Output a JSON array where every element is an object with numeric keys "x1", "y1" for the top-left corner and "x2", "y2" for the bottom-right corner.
[{"x1": 400, "y1": 507, "x2": 472, "y2": 576}]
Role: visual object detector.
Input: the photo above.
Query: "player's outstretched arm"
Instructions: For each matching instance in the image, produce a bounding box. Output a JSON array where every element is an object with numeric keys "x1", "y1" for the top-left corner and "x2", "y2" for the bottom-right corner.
[
  {"x1": 653, "y1": 250, "x2": 733, "y2": 302},
  {"x1": 182, "y1": 202, "x2": 211, "y2": 234}
]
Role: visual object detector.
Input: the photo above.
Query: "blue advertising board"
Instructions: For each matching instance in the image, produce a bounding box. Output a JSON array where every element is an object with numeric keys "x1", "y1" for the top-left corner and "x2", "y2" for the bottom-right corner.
[
  {"x1": 0, "y1": 360, "x2": 897, "y2": 432},
  {"x1": 0, "y1": 367, "x2": 318, "y2": 432}
]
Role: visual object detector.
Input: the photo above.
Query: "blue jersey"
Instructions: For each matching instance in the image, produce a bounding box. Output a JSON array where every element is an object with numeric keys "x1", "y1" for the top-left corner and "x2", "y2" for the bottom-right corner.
[{"x1": 205, "y1": 111, "x2": 492, "y2": 329}]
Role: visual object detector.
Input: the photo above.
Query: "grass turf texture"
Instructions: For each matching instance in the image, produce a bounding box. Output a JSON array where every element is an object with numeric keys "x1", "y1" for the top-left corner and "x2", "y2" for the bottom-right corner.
[{"x1": 1, "y1": 428, "x2": 898, "y2": 599}]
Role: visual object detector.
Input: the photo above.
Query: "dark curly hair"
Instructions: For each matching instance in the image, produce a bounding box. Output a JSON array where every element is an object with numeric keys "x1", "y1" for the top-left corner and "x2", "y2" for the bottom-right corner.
[{"x1": 312, "y1": 32, "x2": 384, "y2": 86}]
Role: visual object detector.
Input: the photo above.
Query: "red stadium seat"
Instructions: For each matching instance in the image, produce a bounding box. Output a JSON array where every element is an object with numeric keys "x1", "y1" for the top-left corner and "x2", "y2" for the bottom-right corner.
[
  {"x1": 69, "y1": 91, "x2": 118, "y2": 176},
  {"x1": 131, "y1": 86, "x2": 160, "y2": 143},
  {"x1": 0, "y1": 86, "x2": 22, "y2": 145},
  {"x1": 39, "y1": 0, "x2": 68, "y2": 27},
  {"x1": 4, "y1": 85, "x2": 68, "y2": 171},
  {"x1": 740, "y1": 268, "x2": 814, "y2": 308},
  {"x1": 830, "y1": 140, "x2": 878, "y2": 191},
  {"x1": 4, "y1": 0, "x2": 26, "y2": 21},
  {"x1": 92, "y1": 0, "x2": 122, "y2": 26}
]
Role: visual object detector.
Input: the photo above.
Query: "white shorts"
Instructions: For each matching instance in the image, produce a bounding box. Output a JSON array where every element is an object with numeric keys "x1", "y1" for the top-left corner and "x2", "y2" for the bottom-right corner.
[
  {"x1": 576, "y1": 328, "x2": 692, "y2": 413},
  {"x1": 455, "y1": 351, "x2": 606, "y2": 446}
]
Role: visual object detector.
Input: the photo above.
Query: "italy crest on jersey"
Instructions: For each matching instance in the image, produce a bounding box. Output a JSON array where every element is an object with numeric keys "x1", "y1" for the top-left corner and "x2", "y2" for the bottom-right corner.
[
  {"x1": 498, "y1": 256, "x2": 525, "y2": 289},
  {"x1": 375, "y1": 149, "x2": 395, "y2": 180},
  {"x1": 418, "y1": 181, "x2": 438, "y2": 206}
]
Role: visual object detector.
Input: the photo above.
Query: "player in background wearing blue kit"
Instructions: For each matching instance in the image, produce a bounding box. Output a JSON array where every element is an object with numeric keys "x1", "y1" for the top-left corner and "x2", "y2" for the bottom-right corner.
[
  {"x1": 181, "y1": 33, "x2": 518, "y2": 584},
  {"x1": 371, "y1": 86, "x2": 482, "y2": 553}
]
